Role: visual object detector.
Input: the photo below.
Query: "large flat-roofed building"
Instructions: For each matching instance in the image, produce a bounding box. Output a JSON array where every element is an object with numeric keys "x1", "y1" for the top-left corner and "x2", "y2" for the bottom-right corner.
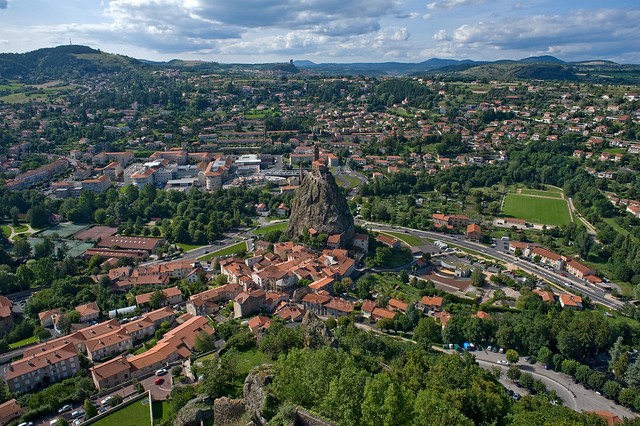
[
  {"x1": 81, "y1": 174, "x2": 111, "y2": 193},
  {"x1": 236, "y1": 154, "x2": 261, "y2": 174},
  {"x1": 97, "y1": 236, "x2": 165, "y2": 254},
  {"x1": 203, "y1": 156, "x2": 232, "y2": 190}
]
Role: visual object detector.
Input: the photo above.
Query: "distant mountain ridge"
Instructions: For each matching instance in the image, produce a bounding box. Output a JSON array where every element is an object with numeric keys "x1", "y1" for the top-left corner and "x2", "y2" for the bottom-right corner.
[{"x1": 0, "y1": 45, "x2": 638, "y2": 83}]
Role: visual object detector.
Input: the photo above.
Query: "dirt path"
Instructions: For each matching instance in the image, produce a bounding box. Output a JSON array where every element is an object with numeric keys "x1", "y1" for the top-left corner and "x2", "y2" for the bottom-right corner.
[
  {"x1": 6, "y1": 223, "x2": 36, "y2": 242},
  {"x1": 567, "y1": 197, "x2": 597, "y2": 235}
]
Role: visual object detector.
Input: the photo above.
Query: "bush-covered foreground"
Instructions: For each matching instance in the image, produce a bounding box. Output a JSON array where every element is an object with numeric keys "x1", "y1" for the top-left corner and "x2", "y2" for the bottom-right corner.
[{"x1": 162, "y1": 319, "x2": 616, "y2": 426}]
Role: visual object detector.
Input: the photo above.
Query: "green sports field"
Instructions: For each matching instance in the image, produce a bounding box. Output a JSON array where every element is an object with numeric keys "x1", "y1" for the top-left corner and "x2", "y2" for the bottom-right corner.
[
  {"x1": 519, "y1": 189, "x2": 563, "y2": 198},
  {"x1": 501, "y1": 194, "x2": 572, "y2": 226}
]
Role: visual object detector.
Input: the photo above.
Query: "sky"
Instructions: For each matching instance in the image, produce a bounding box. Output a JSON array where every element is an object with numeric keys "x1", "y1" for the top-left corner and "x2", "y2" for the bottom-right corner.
[{"x1": 0, "y1": 0, "x2": 639, "y2": 64}]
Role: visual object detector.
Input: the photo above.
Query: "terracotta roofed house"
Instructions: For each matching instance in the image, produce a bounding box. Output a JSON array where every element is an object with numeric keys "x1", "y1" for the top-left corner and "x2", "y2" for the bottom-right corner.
[
  {"x1": 559, "y1": 294, "x2": 583, "y2": 310},
  {"x1": 6, "y1": 343, "x2": 79, "y2": 393},
  {"x1": 418, "y1": 296, "x2": 443, "y2": 314},
  {"x1": 75, "y1": 302, "x2": 100, "y2": 323},
  {"x1": 0, "y1": 399, "x2": 25, "y2": 426},
  {"x1": 376, "y1": 234, "x2": 401, "y2": 249},
  {"x1": 90, "y1": 355, "x2": 131, "y2": 391}
]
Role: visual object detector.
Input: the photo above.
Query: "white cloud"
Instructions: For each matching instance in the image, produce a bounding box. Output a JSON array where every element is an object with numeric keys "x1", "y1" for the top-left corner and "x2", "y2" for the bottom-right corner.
[
  {"x1": 30, "y1": 0, "x2": 403, "y2": 54},
  {"x1": 427, "y1": 0, "x2": 489, "y2": 10},
  {"x1": 434, "y1": 8, "x2": 640, "y2": 61}
]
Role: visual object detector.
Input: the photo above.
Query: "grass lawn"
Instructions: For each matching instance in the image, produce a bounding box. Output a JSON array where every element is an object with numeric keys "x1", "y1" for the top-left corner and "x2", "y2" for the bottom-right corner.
[
  {"x1": 501, "y1": 194, "x2": 571, "y2": 226},
  {"x1": 519, "y1": 189, "x2": 563, "y2": 198},
  {"x1": 1, "y1": 226, "x2": 10, "y2": 238},
  {"x1": 8, "y1": 336, "x2": 38, "y2": 349},
  {"x1": 197, "y1": 242, "x2": 247, "y2": 261},
  {"x1": 92, "y1": 399, "x2": 151, "y2": 426},
  {"x1": 604, "y1": 217, "x2": 639, "y2": 243},
  {"x1": 252, "y1": 222, "x2": 288, "y2": 235},
  {"x1": 381, "y1": 231, "x2": 424, "y2": 246},
  {"x1": 133, "y1": 346, "x2": 148, "y2": 355},
  {"x1": 12, "y1": 224, "x2": 28, "y2": 233},
  {"x1": 176, "y1": 242, "x2": 206, "y2": 251},
  {"x1": 152, "y1": 401, "x2": 171, "y2": 423},
  {"x1": 336, "y1": 175, "x2": 361, "y2": 190},
  {"x1": 367, "y1": 272, "x2": 422, "y2": 303}
]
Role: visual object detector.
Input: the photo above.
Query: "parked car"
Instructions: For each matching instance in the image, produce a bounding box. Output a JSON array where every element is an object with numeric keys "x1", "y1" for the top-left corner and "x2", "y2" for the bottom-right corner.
[
  {"x1": 155, "y1": 377, "x2": 165, "y2": 385},
  {"x1": 58, "y1": 405, "x2": 72, "y2": 413},
  {"x1": 155, "y1": 368, "x2": 167, "y2": 376},
  {"x1": 101, "y1": 396, "x2": 114, "y2": 406},
  {"x1": 71, "y1": 409, "x2": 84, "y2": 419}
]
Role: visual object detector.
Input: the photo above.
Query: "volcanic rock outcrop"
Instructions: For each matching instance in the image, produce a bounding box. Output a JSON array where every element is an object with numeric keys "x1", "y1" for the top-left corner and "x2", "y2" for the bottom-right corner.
[{"x1": 286, "y1": 159, "x2": 354, "y2": 245}]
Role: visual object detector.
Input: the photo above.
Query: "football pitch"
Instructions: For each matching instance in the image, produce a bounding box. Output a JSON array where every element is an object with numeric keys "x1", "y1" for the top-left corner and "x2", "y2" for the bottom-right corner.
[{"x1": 501, "y1": 194, "x2": 572, "y2": 226}]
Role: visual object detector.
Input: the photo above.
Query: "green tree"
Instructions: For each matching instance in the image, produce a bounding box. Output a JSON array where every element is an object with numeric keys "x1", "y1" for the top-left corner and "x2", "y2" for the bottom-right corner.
[
  {"x1": 537, "y1": 347, "x2": 553, "y2": 366},
  {"x1": 506, "y1": 349, "x2": 519, "y2": 364},
  {"x1": 56, "y1": 314, "x2": 70, "y2": 334},
  {"x1": 361, "y1": 374, "x2": 413, "y2": 426},
  {"x1": 619, "y1": 387, "x2": 638, "y2": 407},
  {"x1": 66, "y1": 310, "x2": 80, "y2": 324},
  {"x1": 33, "y1": 238, "x2": 54, "y2": 259},
  {"x1": 109, "y1": 395, "x2": 123, "y2": 407},
  {"x1": 84, "y1": 398, "x2": 97, "y2": 419},
  {"x1": 609, "y1": 336, "x2": 624, "y2": 371},
  {"x1": 603, "y1": 380, "x2": 622, "y2": 400},
  {"x1": 507, "y1": 366, "x2": 521, "y2": 381},
  {"x1": 13, "y1": 239, "x2": 31, "y2": 259},
  {"x1": 575, "y1": 365, "x2": 592, "y2": 384},
  {"x1": 377, "y1": 318, "x2": 395, "y2": 331},
  {"x1": 588, "y1": 372, "x2": 605, "y2": 390},
  {"x1": 322, "y1": 359, "x2": 369, "y2": 426},
  {"x1": 561, "y1": 359, "x2": 580, "y2": 377},
  {"x1": 626, "y1": 356, "x2": 640, "y2": 388},
  {"x1": 194, "y1": 331, "x2": 216, "y2": 353},
  {"x1": 148, "y1": 289, "x2": 167, "y2": 309},
  {"x1": 519, "y1": 372, "x2": 534, "y2": 389},
  {"x1": 532, "y1": 379, "x2": 546, "y2": 395},
  {"x1": 471, "y1": 267, "x2": 485, "y2": 287},
  {"x1": 613, "y1": 352, "x2": 629, "y2": 381},
  {"x1": 413, "y1": 317, "x2": 441, "y2": 344},
  {"x1": 413, "y1": 388, "x2": 473, "y2": 426}
]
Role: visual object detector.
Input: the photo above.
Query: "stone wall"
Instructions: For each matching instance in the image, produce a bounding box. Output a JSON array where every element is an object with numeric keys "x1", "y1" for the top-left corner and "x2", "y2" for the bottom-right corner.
[
  {"x1": 292, "y1": 407, "x2": 337, "y2": 426},
  {"x1": 213, "y1": 396, "x2": 246, "y2": 425}
]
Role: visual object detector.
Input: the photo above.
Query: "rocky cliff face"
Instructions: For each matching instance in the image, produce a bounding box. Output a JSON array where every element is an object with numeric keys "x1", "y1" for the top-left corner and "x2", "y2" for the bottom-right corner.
[
  {"x1": 286, "y1": 165, "x2": 354, "y2": 245},
  {"x1": 174, "y1": 395, "x2": 214, "y2": 426}
]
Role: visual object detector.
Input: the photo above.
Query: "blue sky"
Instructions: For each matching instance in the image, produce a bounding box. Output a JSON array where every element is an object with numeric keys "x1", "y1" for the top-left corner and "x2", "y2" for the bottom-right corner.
[{"x1": 1, "y1": 0, "x2": 639, "y2": 63}]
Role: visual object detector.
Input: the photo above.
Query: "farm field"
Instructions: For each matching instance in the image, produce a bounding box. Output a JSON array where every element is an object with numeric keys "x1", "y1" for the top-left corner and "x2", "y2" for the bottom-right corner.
[{"x1": 501, "y1": 194, "x2": 571, "y2": 226}]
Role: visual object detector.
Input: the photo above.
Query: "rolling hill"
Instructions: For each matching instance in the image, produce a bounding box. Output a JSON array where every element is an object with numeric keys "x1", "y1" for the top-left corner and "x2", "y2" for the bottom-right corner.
[{"x1": 0, "y1": 45, "x2": 143, "y2": 82}]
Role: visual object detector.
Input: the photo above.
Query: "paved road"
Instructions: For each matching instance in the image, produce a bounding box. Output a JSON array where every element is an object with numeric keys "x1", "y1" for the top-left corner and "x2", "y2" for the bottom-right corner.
[
  {"x1": 359, "y1": 220, "x2": 624, "y2": 311},
  {"x1": 354, "y1": 322, "x2": 633, "y2": 419},
  {"x1": 473, "y1": 349, "x2": 635, "y2": 420}
]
